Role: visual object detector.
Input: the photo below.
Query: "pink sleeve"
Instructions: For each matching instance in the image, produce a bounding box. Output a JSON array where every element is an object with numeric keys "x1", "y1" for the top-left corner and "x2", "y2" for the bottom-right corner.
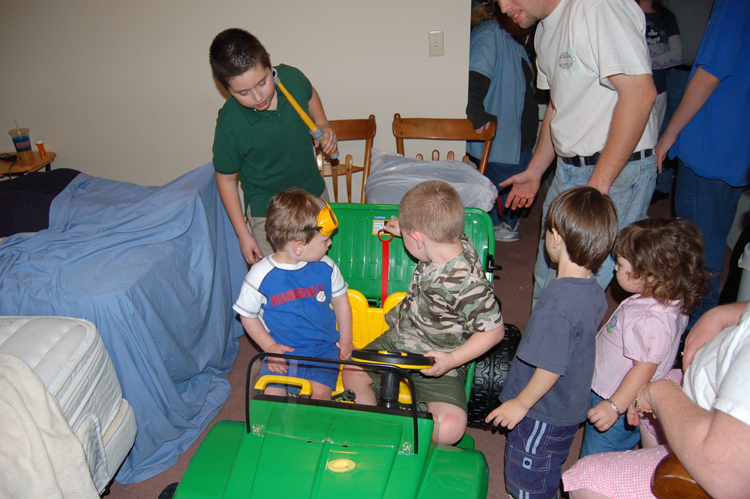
[{"x1": 622, "y1": 313, "x2": 675, "y2": 364}]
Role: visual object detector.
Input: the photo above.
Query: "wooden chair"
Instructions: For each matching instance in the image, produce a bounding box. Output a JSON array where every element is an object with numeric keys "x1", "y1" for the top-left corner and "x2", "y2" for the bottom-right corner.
[
  {"x1": 392, "y1": 113, "x2": 497, "y2": 174},
  {"x1": 652, "y1": 454, "x2": 710, "y2": 499},
  {"x1": 317, "y1": 114, "x2": 376, "y2": 203}
]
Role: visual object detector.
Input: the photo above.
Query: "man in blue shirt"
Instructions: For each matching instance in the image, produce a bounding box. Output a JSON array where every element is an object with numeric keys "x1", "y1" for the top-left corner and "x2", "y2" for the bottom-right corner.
[{"x1": 655, "y1": 0, "x2": 750, "y2": 328}]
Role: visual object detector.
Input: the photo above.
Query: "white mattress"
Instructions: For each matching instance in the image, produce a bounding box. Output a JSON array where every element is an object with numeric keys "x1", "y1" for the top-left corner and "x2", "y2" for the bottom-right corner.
[{"x1": 0, "y1": 316, "x2": 137, "y2": 492}]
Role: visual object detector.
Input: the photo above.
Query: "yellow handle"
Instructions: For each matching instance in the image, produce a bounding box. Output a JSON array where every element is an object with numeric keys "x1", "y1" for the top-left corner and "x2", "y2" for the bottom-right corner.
[
  {"x1": 275, "y1": 80, "x2": 338, "y2": 159},
  {"x1": 276, "y1": 81, "x2": 318, "y2": 131},
  {"x1": 255, "y1": 375, "x2": 313, "y2": 397}
]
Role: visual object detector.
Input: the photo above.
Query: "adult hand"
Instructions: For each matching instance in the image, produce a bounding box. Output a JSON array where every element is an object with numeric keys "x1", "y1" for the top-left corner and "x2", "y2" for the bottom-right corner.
[
  {"x1": 654, "y1": 131, "x2": 677, "y2": 174},
  {"x1": 239, "y1": 233, "x2": 263, "y2": 265},
  {"x1": 485, "y1": 398, "x2": 529, "y2": 430},
  {"x1": 420, "y1": 350, "x2": 456, "y2": 377},
  {"x1": 475, "y1": 122, "x2": 492, "y2": 134},
  {"x1": 498, "y1": 170, "x2": 541, "y2": 210},
  {"x1": 588, "y1": 400, "x2": 619, "y2": 431}
]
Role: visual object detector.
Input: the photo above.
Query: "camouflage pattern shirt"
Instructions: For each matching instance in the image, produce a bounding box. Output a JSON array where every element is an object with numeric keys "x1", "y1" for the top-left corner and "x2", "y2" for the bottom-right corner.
[{"x1": 383, "y1": 235, "x2": 504, "y2": 377}]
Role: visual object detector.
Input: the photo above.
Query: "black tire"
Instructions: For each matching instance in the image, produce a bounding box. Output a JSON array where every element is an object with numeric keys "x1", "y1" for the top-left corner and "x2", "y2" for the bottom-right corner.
[
  {"x1": 467, "y1": 323, "x2": 521, "y2": 428},
  {"x1": 158, "y1": 482, "x2": 178, "y2": 499}
]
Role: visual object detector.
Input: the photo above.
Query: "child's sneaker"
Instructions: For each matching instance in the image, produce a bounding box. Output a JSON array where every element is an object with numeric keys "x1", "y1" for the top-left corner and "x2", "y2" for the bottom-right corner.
[{"x1": 494, "y1": 221, "x2": 520, "y2": 242}]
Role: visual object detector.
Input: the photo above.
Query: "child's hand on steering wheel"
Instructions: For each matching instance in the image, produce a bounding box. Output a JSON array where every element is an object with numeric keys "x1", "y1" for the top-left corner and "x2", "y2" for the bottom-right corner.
[{"x1": 421, "y1": 350, "x2": 456, "y2": 377}]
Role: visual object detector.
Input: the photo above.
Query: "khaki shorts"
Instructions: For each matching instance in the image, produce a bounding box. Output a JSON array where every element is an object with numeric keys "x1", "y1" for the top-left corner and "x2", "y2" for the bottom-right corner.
[{"x1": 363, "y1": 334, "x2": 468, "y2": 412}]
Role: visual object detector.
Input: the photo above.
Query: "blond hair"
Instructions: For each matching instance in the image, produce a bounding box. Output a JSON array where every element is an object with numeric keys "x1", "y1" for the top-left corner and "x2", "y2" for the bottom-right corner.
[
  {"x1": 399, "y1": 180, "x2": 465, "y2": 244},
  {"x1": 265, "y1": 188, "x2": 327, "y2": 250}
]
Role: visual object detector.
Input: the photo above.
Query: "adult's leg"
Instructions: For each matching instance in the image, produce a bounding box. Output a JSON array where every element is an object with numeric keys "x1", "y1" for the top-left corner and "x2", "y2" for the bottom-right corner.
[
  {"x1": 532, "y1": 159, "x2": 592, "y2": 307},
  {"x1": 675, "y1": 161, "x2": 743, "y2": 328},
  {"x1": 655, "y1": 68, "x2": 690, "y2": 194},
  {"x1": 596, "y1": 156, "x2": 657, "y2": 291}
]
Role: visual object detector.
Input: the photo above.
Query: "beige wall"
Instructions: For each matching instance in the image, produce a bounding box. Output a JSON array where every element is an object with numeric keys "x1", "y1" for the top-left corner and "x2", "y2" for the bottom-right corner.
[{"x1": 0, "y1": 0, "x2": 471, "y2": 193}]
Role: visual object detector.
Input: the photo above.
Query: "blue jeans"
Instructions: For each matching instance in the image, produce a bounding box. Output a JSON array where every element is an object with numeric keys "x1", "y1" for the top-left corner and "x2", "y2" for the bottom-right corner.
[
  {"x1": 532, "y1": 156, "x2": 657, "y2": 306},
  {"x1": 675, "y1": 161, "x2": 744, "y2": 328},
  {"x1": 580, "y1": 391, "x2": 640, "y2": 458},
  {"x1": 655, "y1": 68, "x2": 690, "y2": 194},
  {"x1": 505, "y1": 417, "x2": 579, "y2": 499},
  {"x1": 485, "y1": 148, "x2": 534, "y2": 230}
]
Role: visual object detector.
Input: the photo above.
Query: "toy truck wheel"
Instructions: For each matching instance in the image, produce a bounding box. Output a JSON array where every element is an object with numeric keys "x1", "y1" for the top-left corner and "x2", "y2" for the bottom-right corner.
[{"x1": 467, "y1": 324, "x2": 521, "y2": 428}]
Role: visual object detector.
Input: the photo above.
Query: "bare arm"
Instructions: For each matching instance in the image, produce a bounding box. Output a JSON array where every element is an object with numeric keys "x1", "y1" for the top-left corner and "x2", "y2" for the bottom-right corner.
[
  {"x1": 239, "y1": 315, "x2": 294, "y2": 373},
  {"x1": 654, "y1": 67, "x2": 721, "y2": 169},
  {"x1": 588, "y1": 360, "x2": 658, "y2": 431},
  {"x1": 215, "y1": 172, "x2": 262, "y2": 264},
  {"x1": 308, "y1": 87, "x2": 338, "y2": 155},
  {"x1": 421, "y1": 325, "x2": 505, "y2": 377},
  {"x1": 332, "y1": 293, "x2": 354, "y2": 359},
  {"x1": 486, "y1": 367, "x2": 560, "y2": 429},
  {"x1": 635, "y1": 379, "x2": 750, "y2": 499},
  {"x1": 683, "y1": 302, "x2": 747, "y2": 368},
  {"x1": 499, "y1": 103, "x2": 557, "y2": 210},
  {"x1": 588, "y1": 73, "x2": 656, "y2": 195}
]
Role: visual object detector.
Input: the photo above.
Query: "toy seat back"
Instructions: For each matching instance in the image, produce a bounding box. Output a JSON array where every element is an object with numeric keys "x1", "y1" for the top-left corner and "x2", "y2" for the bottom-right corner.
[{"x1": 329, "y1": 203, "x2": 496, "y2": 307}]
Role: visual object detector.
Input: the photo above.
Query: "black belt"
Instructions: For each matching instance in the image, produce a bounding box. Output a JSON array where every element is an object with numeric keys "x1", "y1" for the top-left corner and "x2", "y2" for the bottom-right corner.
[{"x1": 560, "y1": 149, "x2": 654, "y2": 167}]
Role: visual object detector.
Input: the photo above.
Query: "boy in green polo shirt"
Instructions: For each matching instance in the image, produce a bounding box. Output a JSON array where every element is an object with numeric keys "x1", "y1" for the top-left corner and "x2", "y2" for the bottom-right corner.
[{"x1": 209, "y1": 28, "x2": 338, "y2": 264}]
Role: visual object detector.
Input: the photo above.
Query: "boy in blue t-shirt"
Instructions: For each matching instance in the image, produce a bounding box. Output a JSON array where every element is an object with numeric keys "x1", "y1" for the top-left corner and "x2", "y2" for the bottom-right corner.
[
  {"x1": 209, "y1": 28, "x2": 337, "y2": 265},
  {"x1": 486, "y1": 186, "x2": 619, "y2": 499},
  {"x1": 233, "y1": 188, "x2": 353, "y2": 400}
]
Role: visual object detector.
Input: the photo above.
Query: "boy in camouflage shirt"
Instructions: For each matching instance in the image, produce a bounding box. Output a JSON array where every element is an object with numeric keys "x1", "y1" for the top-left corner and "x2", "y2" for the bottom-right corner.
[{"x1": 343, "y1": 180, "x2": 504, "y2": 445}]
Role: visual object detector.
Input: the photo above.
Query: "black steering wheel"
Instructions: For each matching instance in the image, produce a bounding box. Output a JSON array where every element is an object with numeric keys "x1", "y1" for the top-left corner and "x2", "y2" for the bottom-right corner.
[
  {"x1": 350, "y1": 349, "x2": 434, "y2": 369},
  {"x1": 350, "y1": 349, "x2": 434, "y2": 409}
]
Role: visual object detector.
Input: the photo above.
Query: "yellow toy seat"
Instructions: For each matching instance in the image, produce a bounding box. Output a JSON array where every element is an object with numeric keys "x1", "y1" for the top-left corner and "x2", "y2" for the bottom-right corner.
[{"x1": 337, "y1": 289, "x2": 474, "y2": 405}]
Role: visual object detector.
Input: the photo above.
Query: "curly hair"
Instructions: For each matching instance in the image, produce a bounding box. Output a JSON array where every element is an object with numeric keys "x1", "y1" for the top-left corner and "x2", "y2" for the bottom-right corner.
[{"x1": 613, "y1": 218, "x2": 711, "y2": 315}]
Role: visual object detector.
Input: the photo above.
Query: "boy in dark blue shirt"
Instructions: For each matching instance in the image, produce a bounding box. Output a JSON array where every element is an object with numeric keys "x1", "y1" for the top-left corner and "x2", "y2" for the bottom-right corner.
[{"x1": 486, "y1": 186, "x2": 619, "y2": 499}]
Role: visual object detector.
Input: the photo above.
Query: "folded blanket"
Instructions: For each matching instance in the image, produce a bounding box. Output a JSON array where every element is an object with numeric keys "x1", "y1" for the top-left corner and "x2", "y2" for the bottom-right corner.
[{"x1": 0, "y1": 353, "x2": 98, "y2": 499}]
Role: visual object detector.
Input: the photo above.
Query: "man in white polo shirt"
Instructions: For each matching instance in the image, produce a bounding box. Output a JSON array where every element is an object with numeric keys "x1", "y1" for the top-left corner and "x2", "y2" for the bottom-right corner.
[{"x1": 498, "y1": 0, "x2": 658, "y2": 307}]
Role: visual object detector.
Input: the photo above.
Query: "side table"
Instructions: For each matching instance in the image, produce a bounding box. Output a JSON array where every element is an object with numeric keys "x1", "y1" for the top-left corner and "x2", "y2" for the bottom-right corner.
[{"x1": 1, "y1": 151, "x2": 56, "y2": 178}]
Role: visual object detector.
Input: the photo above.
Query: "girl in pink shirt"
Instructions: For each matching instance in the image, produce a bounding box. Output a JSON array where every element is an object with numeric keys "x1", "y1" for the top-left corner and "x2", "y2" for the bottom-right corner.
[{"x1": 579, "y1": 218, "x2": 709, "y2": 457}]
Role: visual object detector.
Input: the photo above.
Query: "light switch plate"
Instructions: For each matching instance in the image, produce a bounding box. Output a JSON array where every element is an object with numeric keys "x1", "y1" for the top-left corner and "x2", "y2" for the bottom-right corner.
[{"x1": 429, "y1": 30, "x2": 444, "y2": 57}]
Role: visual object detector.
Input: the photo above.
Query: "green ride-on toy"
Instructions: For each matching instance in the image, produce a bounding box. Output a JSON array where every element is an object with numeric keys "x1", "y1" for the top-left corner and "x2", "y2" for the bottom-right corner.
[{"x1": 173, "y1": 351, "x2": 490, "y2": 499}]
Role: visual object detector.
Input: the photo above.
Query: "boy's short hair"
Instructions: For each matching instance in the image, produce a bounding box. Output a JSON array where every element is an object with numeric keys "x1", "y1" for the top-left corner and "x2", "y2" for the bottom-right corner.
[
  {"x1": 544, "y1": 186, "x2": 618, "y2": 272},
  {"x1": 265, "y1": 188, "x2": 327, "y2": 250},
  {"x1": 399, "y1": 180, "x2": 465, "y2": 244},
  {"x1": 614, "y1": 218, "x2": 710, "y2": 314},
  {"x1": 209, "y1": 28, "x2": 271, "y2": 89}
]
